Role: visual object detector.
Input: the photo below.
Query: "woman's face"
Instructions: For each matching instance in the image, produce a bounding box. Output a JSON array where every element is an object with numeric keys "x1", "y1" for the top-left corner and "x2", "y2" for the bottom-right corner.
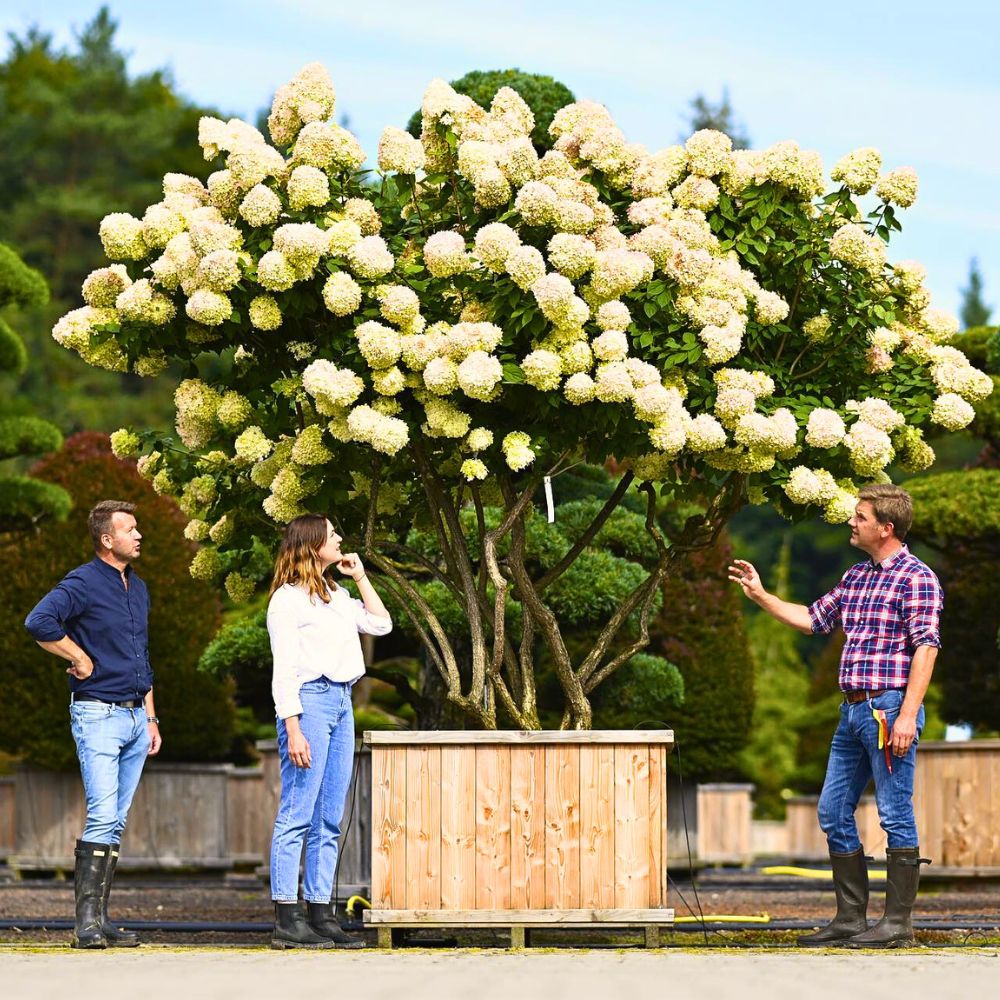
[{"x1": 316, "y1": 519, "x2": 343, "y2": 568}]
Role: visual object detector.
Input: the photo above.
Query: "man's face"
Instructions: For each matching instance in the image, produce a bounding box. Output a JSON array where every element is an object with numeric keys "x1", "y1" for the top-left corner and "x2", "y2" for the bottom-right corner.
[
  {"x1": 848, "y1": 500, "x2": 890, "y2": 554},
  {"x1": 103, "y1": 512, "x2": 142, "y2": 562}
]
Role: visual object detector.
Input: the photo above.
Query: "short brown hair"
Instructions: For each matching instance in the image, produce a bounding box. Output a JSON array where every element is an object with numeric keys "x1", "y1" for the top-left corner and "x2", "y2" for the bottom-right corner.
[
  {"x1": 857, "y1": 484, "x2": 913, "y2": 541},
  {"x1": 88, "y1": 500, "x2": 137, "y2": 551}
]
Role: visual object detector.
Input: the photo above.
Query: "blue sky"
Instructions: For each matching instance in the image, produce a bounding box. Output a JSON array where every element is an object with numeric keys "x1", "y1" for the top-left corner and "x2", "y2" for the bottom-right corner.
[{"x1": 3, "y1": 0, "x2": 997, "y2": 319}]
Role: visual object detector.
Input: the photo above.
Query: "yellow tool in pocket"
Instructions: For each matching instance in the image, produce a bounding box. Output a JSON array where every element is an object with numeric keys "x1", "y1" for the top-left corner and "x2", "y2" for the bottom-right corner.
[{"x1": 873, "y1": 706, "x2": 893, "y2": 774}]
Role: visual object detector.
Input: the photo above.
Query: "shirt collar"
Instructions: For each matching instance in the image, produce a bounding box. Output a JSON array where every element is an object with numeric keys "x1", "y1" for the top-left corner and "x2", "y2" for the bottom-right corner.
[
  {"x1": 870, "y1": 544, "x2": 908, "y2": 570},
  {"x1": 90, "y1": 555, "x2": 132, "y2": 579}
]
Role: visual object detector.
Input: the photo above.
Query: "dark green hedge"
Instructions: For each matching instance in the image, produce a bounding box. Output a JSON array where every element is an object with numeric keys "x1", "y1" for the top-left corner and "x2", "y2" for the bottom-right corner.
[{"x1": 652, "y1": 532, "x2": 755, "y2": 780}]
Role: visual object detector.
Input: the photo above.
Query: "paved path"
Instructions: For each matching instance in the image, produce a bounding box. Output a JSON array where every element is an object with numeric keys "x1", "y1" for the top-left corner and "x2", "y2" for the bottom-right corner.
[{"x1": 2, "y1": 947, "x2": 999, "y2": 1000}]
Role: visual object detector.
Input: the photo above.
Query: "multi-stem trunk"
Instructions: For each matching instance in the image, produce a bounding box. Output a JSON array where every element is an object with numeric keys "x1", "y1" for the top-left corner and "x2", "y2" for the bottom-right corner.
[{"x1": 361, "y1": 461, "x2": 743, "y2": 730}]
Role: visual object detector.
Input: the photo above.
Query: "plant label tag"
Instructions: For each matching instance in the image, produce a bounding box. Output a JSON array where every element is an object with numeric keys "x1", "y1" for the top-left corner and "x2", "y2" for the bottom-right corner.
[{"x1": 544, "y1": 475, "x2": 555, "y2": 523}]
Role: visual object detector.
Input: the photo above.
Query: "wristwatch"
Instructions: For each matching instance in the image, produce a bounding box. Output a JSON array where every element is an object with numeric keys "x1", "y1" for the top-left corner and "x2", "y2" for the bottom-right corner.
[{"x1": 146, "y1": 715, "x2": 160, "y2": 724}]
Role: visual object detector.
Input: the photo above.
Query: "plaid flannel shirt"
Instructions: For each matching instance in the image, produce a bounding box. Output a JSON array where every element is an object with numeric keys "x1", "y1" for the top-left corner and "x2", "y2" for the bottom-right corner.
[{"x1": 808, "y1": 545, "x2": 943, "y2": 692}]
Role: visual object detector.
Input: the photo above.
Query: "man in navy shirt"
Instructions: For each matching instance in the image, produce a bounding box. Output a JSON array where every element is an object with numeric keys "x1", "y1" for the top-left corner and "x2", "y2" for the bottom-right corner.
[{"x1": 26, "y1": 500, "x2": 162, "y2": 949}]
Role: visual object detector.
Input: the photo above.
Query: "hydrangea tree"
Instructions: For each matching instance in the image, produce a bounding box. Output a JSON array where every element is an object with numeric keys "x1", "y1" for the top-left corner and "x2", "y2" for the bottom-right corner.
[{"x1": 53, "y1": 64, "x2": 991, "y2": 728}]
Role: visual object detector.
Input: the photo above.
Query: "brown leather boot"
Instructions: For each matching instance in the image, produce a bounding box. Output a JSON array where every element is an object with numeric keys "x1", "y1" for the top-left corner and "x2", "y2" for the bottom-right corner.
[
  {"x1": 845, "y1": 847, "x2": 927, "y2": 948},
  {"x1": 797, "y1": 849, "x2": 869, "y2": 946}
]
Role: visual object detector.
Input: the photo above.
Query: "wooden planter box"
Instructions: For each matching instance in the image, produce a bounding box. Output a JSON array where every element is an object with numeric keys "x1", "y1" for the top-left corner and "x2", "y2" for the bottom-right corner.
[
  {"x1": 10, "y1": 763, "x2": 232, "y2": 869},
  {"x1": 915, "y1": 740, "x2": 1000, "y2": 873},
  {"x1": 696, "y1": 783, "x2": 754, "y2": 865},
  {"x1": 362, "y1": 730, "x2": 674, "y2": 945}
]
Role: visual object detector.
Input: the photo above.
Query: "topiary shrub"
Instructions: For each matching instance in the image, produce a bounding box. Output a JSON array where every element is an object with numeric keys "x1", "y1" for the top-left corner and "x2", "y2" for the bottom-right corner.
[
  {"x1": 954, "y1": 325, "x2": 998, "y2": 371},
  {"x1": 0, "y1": 432, "x2": 234, "y2": 768},
  {"x1": 652, "y1": 531, "x2": 754, "y2": 780},
  {"x1": 407, "y1": 68, "x2": 575, "y2": 151},
  {"x1": 0, "y1": 241, "x2": 71, "y2": 534}
]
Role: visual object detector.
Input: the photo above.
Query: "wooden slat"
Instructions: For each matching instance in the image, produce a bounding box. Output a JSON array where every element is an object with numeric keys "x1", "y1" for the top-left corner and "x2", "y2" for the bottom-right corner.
[
  {"x1": 647, "y1": 746, "x2": 663, "y2": 907},
  {"x1": 404, "y1": 745, "x2": 441, "y2": 909},
  {"x1": 365, "y1": 730, "x2": 674, "y2": 745},
  {"x1": 440, "y1": 745, "x2": 476, "y2": 909},
  {"x1": 475, "y1": 745, "x2": 511, "y2": 909},
  {"x1": 371, "y1": 746, "x2": 406, "y2": 909},
  {"x1": 989, "y1": 753, "x2": 1000, "y2": 866},
  {"x1": 579, "y1": 745, "x2": 614, "y2": 908},
  {"x1": 660, "y1": 748, "x2": 669, "y2": 903},
  {"x1": 614, "y1": 745, "x2": 649, "y2": 908},
  {"x1": 365, "y1": 907, "x2": 675, "y2": 926},
  {"x1": 509, "y1": 745, "x2": 545, "y2": 909},
  {"x1": 544, "y1": 744, "x2": 581, "y2": 908}
]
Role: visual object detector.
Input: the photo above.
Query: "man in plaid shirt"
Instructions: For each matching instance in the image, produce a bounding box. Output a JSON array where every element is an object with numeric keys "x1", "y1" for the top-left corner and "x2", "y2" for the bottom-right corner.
[{"x1": 730, "y1": 484, "x2": 942, "y2": 948}]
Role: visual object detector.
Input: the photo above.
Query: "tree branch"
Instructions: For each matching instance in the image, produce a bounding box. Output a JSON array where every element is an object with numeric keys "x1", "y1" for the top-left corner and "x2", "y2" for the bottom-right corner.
[{"x1": 535, "y1": 470, "x2": 635, "y2": 592}]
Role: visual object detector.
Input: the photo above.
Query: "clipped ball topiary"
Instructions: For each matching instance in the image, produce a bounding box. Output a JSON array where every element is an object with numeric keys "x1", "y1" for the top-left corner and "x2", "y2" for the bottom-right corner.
[{"x1": 407, "y1": 68, "x2": 575, "y2": 151}]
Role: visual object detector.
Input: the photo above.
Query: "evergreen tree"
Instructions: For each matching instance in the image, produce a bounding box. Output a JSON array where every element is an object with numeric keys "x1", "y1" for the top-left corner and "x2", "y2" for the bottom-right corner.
[
  {"x1": 0, "y1": 242, "x2": 71, "y2": 537},
  {"x1": 959, "y1": 257, "x2": 992, "y2": 329},
  {"x1": 0, "y1": 6, "x2": 216, "y2": 432},
  {"x1": 683, "y1": 88, "x2": 750, "y2": 148}
]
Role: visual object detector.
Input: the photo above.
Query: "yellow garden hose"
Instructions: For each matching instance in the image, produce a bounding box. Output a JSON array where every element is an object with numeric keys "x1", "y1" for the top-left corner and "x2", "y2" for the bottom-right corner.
[
  {"x1": 760, "y1": 865, "x2": 886, "y2": 879},
  {"x1": 347, "y1": 895, "x2": 372, "y2": 915},
  {"x1": 674, "y1": 914, "x2": 771, "y2": 924}
]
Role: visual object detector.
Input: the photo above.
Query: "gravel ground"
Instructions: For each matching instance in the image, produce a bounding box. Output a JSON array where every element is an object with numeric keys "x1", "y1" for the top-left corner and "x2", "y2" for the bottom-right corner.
[
  {"x1": 2, "y1": 948, "x2": 1000, "y2": 1000},
  {"x1": 2, "y1": 869, "x2": 999, "y2": 948}
]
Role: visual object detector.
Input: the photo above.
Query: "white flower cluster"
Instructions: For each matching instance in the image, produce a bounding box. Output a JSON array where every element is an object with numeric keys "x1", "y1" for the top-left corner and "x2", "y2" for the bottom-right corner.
[{"x1": 52, "y1": 60, "x2": 994, "y2": 540}]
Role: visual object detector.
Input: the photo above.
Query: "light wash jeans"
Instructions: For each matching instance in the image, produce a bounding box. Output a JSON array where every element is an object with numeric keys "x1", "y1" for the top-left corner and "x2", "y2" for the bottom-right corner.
[
  {"x1": 70, "y1": 700, "x2": 150, "y2": 844},
  {"x1": 817, "y1": 688, "x2": 925, "y2": 852},
  {"x1": 270, "y1": 679, "x2": 355, "y2": 903}
]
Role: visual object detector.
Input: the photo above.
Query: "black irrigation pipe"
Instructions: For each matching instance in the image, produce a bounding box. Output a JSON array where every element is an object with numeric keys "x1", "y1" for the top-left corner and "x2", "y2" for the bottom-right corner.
[{"x1": 3, "y1": 918, "x2": 1000, "y2": 934}]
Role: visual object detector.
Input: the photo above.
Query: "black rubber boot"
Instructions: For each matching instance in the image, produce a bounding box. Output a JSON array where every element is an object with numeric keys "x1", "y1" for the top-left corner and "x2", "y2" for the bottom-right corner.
[
  {"x1": 72, "y1": 840, "x2": 109, "y2": 949},
  {"x1": 846, "y1": 847, "x2": 926, "y2": 948},
  {"x1": 306, "y1": 901, "x2": 365, "y2": 949},
  {"x1": 271, "y1": 902, "x2": 337, "y2": 949},
  {"x1": 797, "y1": 849, "x2": 869, "y2": 947},
  {"x1": 99, "y1": 846, "x2": 139, "y2": 947}
]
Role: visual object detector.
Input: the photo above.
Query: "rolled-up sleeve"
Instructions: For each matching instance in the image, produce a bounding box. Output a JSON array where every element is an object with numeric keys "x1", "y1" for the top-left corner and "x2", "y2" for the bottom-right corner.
[
  {"x1": 808, "y1": 581, "x2": 844, "y2": 636},
  {"x1": 353, "y1": 598, "x2": 392, "y2": 636},
  {"x1": 267, "y1": 594, "x2": 304, "y2": 720},
  {"x1": 25, "y1": 573, "x2": 88, "y2": 642},
  {"x1": 903, "y1": 569, "x2": 943, "y2": 649}
]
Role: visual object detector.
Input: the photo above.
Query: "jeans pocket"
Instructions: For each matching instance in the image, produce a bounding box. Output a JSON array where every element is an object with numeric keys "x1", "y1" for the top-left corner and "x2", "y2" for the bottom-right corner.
[
  {"x1": 872, "y1": 689, "x2": 904, "y2": 712},
  {"x1": 71, "y1": 703, "x2": 111, "y2": 723}
]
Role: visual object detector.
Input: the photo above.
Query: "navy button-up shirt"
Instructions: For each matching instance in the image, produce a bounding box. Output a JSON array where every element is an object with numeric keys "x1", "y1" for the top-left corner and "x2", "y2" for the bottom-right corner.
[{"x1": 25, "y1": 557, "x2": 153, "y2": 702}]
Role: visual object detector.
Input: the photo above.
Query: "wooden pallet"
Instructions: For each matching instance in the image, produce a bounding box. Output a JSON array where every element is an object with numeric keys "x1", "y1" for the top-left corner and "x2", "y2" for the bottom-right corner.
[{"x1": 364, "y1": 907, "x2": 675, "y2": 949}]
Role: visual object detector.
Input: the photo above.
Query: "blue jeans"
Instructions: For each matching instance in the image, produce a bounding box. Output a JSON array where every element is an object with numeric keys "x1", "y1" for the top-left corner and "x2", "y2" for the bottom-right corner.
[
  {"x1": 817, "y1": 688, "x2": 924, "y2": 852},
  {"x1": 70, "y1": 700, "x2": 150, "y2": 844},
  {"x1": 270, "y1": 679, "x2": 355, "y2": 903}
]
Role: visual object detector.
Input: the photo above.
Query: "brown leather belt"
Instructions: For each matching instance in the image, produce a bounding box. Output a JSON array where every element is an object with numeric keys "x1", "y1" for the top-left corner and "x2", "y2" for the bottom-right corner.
[{"x1": 843, "y1": 688, "x2": 899, "y2": 704}]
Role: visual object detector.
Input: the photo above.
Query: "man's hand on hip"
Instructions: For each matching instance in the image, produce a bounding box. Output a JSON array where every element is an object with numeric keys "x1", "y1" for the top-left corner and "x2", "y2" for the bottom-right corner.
[{"x1": 66, "y1": 653, "x2": 94, "y2": 680}]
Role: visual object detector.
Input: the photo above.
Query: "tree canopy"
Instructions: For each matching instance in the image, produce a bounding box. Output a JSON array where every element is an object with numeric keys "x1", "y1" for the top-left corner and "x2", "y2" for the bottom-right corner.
[{"x1": 52, "y1": 62, "x2": 991, "y2": 728}]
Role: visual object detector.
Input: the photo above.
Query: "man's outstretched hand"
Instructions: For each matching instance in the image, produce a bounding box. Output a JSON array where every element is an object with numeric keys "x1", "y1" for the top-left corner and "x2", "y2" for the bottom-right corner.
[{"x1": 728, "y1": 559, "x2": 764, "y2": 601}]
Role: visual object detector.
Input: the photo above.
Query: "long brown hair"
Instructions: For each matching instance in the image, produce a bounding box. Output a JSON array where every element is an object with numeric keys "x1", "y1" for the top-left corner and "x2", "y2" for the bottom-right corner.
[{"x1": 269, "y1": 513, "x2": 338, "y2": 603}]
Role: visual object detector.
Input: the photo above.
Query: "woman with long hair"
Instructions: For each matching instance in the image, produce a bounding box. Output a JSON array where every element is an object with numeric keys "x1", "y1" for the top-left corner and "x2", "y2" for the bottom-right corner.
[{"x1": 266, "y1": 513, "x2": 391, "y2": 949}]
